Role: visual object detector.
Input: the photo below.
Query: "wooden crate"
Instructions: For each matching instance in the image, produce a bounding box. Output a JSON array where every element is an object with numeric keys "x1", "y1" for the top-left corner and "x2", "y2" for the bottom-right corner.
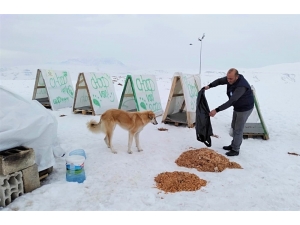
[
  {"x1": 243, "y1": 123, "x2": 269, "y2": 140},
  {"x1": 73, "y1": 106, "x2": 94, "y2": 115}
]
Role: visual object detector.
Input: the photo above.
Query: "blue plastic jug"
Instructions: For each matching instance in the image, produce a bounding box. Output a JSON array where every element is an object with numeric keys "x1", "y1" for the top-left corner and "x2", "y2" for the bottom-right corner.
[{"x1": 65, "y1": 155, "x2": 86, "y2": 183}]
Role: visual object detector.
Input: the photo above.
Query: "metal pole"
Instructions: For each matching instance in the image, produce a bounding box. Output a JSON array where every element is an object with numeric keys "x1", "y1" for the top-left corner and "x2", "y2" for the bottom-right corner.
[
  {"x1": 198, "y1": 33, "x2": 205, "y2": 75},
  {"x1": 199, "y1": 41, "x2": 202, "y2": 75}
]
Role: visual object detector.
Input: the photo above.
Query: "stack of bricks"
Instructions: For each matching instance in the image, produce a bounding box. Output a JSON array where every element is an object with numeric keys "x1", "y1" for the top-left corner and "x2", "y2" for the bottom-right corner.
[{"x1": 0, "y1": 146, "x2": 40, "y2": 207}]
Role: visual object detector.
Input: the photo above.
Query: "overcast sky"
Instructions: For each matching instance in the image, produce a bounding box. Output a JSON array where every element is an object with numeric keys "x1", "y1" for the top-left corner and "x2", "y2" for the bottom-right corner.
[{"x1": 1, "y1": 12, "x2": 299, "y2": 71}]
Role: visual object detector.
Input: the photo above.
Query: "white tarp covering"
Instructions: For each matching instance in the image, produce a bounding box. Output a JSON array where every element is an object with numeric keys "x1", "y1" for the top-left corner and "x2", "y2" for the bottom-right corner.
[{"x1": 0, "y1": 85, "x2": 65, "y2": 172}]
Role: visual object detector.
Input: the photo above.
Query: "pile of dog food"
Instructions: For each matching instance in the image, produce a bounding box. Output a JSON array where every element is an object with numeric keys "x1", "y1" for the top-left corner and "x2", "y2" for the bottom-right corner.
[
  {"x1": 154, "y1": 148, "x2": 242, "y2": 193},
  {"x1": 175, "y1": 148, "x2": 242, "y2": 172},
  {"x1": 154, "y1": 171, "x2": 207, "y2": 193}
]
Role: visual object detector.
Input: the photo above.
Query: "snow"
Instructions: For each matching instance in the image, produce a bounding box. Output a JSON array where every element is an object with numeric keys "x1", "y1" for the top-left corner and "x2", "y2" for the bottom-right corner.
[{"x1": 0, "y1": 62, "x2": 299, "y2": 221}]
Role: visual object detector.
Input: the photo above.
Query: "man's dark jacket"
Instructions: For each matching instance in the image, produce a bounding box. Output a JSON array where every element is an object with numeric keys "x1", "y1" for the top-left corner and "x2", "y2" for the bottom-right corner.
[{"x1": 195, "y1": 88, "x2": 213, "y2": 147}]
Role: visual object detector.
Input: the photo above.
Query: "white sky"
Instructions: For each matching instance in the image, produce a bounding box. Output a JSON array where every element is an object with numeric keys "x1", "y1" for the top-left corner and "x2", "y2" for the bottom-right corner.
[{"x1": 1, "y1": 1, "x2": 300, "y2": 71}]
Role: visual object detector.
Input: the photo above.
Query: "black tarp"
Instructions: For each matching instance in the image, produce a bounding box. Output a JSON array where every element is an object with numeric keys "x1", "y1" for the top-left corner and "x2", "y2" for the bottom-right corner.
[{"x1": 195, "y1": 88, "x2": 213, "y2": 147}]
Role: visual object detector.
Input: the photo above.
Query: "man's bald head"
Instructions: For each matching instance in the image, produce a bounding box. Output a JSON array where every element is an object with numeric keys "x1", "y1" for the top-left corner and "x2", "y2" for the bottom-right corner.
[{"x1": 227, "y1": 68, "x2": 239, "y2": 84}]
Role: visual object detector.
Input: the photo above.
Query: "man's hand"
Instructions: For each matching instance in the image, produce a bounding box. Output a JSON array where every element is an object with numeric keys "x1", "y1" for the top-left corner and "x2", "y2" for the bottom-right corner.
[
  {"x1": 204, "y1": 86, "x2": 210, "y2": 90},
  {"x1": 209, "y1": 109, "x2": 217, "y2": 117}
]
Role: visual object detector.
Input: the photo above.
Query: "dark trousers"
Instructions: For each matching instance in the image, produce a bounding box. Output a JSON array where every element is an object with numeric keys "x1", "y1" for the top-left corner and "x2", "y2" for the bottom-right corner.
[{"x1": 230, "y1": 108, "x2": 253, "y2": 152}]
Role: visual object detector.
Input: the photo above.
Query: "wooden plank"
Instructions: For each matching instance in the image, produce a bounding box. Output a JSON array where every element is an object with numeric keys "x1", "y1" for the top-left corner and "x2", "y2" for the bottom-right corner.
[
  {"x1": 39, "y1": 173, "x2": 48, "y2": 181},
  {"x1": 73, "y1": 73, "x2": 83, "y2": 113},
  {"x1": 188, "y1": 123, "x2": 195, "y2": 128},
  {"x1": 124, "y1": 94, "x2": 134, "y2": 97},
  {"x1": 39, "y1": 166, "x2": 53, "y2": 181},
  {"x1": 78, "y1": 79, "x2": 85, "y2": 85},
  {"x1": 179, "y1": 100, "x2": 186, "y2": 113},
  {"x1": 73, "y1": 107, "x2": 93, "y2": 115},
  {"x1": 172, "y1": 93, "x2": 184, "y2": 97},
  {"x1": 263, "y1": 135, "x2": 269, "y2": 140},
  {"x1": 243, "y1": 133, "x2": 266, "y2": 139},
  {"x1": 179, "y1": 74, "x2": 194, "y2": 127},
  {"x1": 32, "y1": 69, "x2": 40, "y2": 100}
]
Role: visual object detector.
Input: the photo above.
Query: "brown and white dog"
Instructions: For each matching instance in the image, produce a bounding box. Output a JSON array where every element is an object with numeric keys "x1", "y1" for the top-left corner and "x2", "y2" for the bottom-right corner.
[{"x1": 87, "y1": 109, "x2": 158, "y2": 154}]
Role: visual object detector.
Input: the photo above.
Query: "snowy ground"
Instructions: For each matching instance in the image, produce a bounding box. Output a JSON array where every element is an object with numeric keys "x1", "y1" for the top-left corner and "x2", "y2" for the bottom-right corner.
[{"x1": 0, "y1": 63, "x2": 299, "y2": 219}]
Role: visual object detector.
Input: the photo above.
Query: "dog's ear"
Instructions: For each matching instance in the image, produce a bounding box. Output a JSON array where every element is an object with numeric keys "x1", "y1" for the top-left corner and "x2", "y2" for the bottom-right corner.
[{"x1": 148, "y1": 112, "x2": 154, "y2": 120}]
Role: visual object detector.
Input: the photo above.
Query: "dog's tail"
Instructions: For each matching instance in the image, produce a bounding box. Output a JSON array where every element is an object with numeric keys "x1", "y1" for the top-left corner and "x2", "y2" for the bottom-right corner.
[{"x1": 86, "y1": 118, "x2": 104, "y2": 134}]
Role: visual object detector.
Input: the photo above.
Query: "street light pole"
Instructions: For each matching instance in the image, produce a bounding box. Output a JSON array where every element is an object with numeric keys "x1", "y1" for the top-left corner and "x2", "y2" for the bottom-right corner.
[{"x1": 198, "y1": 33, "x2": 205, "y2": 75}]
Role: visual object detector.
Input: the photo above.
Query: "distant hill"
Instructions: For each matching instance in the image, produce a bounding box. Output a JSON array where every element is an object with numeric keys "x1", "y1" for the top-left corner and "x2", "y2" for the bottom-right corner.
[
  {"x1": 59, "y1": 58, "x2": 126, "y2": 67},
  {"x1": 242, "y1": 62, "x2": 300, "y2": 73},
  {"x1": 0, "y1": 60, "x2": 299, "y2": 80}
]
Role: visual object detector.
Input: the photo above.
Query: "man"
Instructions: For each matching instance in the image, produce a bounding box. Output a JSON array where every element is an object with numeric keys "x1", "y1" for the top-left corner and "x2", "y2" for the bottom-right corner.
[{"x1": 204, "y1": 68, "x2": 254, "y2": 156}]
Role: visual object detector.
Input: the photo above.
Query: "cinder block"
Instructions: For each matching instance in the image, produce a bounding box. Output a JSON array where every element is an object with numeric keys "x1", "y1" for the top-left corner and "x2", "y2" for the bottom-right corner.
[
  {"x1": 0, "y1": 146, "x2": 35, "y2": 175},
  {"x1": 21, "y1": 164, "x2": 40, "y2": 193},
  {"x1": 0, "y1": 171, "x2": 24, "y2": 207}
]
